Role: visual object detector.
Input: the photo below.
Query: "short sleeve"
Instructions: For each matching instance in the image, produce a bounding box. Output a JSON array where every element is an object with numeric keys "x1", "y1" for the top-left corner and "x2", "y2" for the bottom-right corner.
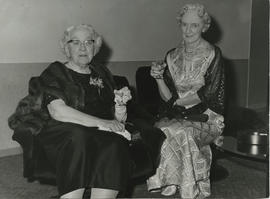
[
  {"x1": 43, "y1": 93, "x2": 59, "y2": 106},
  {"x1": 42, "y1": 84, "x2": 68, "y2": 107},
  {"x1": 39, "y1": 64, "x2": 68, "y2": 107}
]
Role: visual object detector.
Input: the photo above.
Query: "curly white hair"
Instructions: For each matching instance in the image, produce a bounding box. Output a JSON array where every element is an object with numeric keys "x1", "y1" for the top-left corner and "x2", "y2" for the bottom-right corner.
[
  {"x1": 177, "y1": 3, "x2": 211, "y2": 32},
  {"x1": 60, "y1": 24, "x2": 102, "y2": 57}
]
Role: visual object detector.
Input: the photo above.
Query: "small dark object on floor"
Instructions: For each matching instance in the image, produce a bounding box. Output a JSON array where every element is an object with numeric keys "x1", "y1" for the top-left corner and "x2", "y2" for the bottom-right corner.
[{"x1": 210, "y1": 164, "x2": 229, "y2": 182}]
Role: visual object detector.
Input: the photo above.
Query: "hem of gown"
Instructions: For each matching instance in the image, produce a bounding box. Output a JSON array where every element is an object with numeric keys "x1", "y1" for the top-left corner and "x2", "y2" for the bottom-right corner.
[{"x1": 147, "y1": 177, "x2": 211, "y2": 199}]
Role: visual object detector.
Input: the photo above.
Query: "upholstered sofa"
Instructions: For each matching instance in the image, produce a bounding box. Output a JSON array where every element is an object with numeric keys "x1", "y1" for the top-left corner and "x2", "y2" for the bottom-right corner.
[{"x1": 9, "y1": 65, "x2": 235, "y2": 196}]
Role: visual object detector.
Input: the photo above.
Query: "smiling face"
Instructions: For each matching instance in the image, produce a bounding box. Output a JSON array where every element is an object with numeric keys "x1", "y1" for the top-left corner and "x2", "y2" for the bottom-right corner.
[
  {"x1": 65, "y1": 27, "x2": 95, "y2": 68},
  {"x1": 180, "y1": 10, "x2": 205, "y2": 45}
]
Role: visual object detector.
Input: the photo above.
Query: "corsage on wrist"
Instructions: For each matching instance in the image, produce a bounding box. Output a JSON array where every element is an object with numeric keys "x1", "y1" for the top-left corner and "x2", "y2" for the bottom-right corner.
[
  {"x1": 114, "y1": 87, "x2": 132, "y2": 106},
  {"x1": 114, "y1": 87, "x2": 132, "y2": 122}
]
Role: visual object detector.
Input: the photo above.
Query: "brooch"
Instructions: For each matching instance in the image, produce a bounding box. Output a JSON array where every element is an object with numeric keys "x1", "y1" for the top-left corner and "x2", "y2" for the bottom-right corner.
[{"x1": 89, "y1": 77, "x2": 104, "y2": 88}]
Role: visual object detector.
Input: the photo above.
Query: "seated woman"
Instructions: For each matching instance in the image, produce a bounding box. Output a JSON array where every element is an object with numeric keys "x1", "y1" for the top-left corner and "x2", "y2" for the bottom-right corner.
[
  {"x1": 147, "y1": 4, "x2": 225, "y2": 199},
  {"x1": 9, "y1": 24, "x2": 165, "y2": 199}
]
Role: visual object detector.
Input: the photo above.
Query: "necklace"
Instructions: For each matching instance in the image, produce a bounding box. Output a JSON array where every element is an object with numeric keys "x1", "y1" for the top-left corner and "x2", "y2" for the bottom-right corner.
[
  {"x1": 66, "y1": 62, "x2": 91, "y2": 74},
  {"x1": 184, "y1": 39, "x2": 202, "y2": 55},
  {"x1": 183, "y1": 41, "x2": 204, "y2": 62}
]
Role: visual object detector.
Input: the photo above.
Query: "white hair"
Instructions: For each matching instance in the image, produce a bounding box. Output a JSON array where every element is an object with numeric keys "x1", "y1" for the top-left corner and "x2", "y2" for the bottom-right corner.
[
  {"x1": 177, "y1": 3, "x2": 211, "y2": 32},
  {"x1": 60, "y1": 24, "x2": 102, "y2": 56}
]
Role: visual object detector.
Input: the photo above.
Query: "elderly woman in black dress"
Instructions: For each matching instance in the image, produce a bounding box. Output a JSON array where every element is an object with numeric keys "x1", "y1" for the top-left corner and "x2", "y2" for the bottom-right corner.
[{"x1": 9, "y1": 24, "x2": 165, "y2": 199}]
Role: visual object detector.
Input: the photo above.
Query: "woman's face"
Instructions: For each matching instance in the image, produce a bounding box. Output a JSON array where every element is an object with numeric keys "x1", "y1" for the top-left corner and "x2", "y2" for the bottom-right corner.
[
  {"x1": 180, "y1": 10, "x2": 205, "y2": 45},
  {"x1": 66, "y1": 28, "x2": 95, "y2": 67}
]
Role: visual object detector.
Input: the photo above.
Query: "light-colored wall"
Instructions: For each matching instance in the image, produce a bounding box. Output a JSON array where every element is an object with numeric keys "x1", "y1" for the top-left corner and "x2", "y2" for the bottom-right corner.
[
  {"x1": 0, "y1": 0, "x2": 255, "y2": 156},
  {"x1": 1, "y1": 63, "x2": 45, "y2": 155},
  {"x1": 0, "y1": 0, "x2": 251, "y2": 63}
]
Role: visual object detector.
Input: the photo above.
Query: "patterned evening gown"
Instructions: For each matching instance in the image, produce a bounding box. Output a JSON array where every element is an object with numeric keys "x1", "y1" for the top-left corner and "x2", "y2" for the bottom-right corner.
[{"x1": 147, "y1": 40, "x2": 225, "y2": 199}]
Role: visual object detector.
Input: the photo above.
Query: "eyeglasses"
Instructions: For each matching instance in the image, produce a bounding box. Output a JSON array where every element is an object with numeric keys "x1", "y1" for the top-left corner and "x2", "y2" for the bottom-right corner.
[{"x1": 67, "y1": 39, "x2": 95, "y2": 47}]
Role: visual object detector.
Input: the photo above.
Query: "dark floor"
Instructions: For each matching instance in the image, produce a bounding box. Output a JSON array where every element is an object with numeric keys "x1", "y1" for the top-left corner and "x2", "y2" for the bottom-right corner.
[{"x1": 0, "y1": 150, "x2": 268, "y2": 199}]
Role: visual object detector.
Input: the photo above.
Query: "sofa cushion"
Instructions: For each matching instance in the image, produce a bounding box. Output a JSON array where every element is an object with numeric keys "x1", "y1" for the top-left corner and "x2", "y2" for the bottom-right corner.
[{"x1": 135, "y1": 66, "x2": 162, "y2": 116}]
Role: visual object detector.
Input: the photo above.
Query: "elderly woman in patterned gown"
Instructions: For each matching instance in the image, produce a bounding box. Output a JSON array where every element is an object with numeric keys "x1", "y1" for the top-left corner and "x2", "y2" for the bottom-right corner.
[{"x1": 147, "y1": 3, "x2": 225, "y2": 198}]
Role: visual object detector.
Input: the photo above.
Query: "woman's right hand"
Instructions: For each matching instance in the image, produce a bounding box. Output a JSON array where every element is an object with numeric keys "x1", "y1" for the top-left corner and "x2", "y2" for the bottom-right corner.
[
  {"x1": 99, "y1": 119, "x2": 125, "y2": 132},
  {"x1": 150, "y1": 61, "x2": 166, "y2": 79}
]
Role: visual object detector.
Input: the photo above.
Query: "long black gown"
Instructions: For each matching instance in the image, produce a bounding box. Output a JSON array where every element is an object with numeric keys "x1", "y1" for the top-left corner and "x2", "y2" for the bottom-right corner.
[{"x1": 37, "y1": 67, "x2": 164, "y2": 196}]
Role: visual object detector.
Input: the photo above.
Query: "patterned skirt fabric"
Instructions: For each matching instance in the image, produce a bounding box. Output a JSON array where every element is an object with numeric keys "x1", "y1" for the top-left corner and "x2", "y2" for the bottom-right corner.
[{"x1": 147, "y1": 117, "x2": 223, "y2": 199}]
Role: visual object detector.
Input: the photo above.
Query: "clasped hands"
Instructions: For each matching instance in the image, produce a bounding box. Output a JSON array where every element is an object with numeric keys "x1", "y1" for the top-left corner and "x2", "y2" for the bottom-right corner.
[{"x1": 150, "y1": 61, "x2": 167, "y2": 79}]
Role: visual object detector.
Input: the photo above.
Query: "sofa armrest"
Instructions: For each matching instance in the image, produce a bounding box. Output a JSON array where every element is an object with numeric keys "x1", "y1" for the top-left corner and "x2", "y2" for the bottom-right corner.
[{"x1": 12, "y1": 126, "x2": 35, "y2": 179}]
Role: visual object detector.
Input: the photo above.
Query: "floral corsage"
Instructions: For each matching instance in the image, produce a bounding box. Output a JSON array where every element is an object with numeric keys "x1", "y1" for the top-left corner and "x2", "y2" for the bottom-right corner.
[
  {"x1": 114, "y1": 86, "x2": 132, "y2": 106},
  {"x1": 114, "y1": 87, "x2": 132, "y2": 122},
  {"x1": 89, "y1": 77, "x2": 104, "y2": 88}
]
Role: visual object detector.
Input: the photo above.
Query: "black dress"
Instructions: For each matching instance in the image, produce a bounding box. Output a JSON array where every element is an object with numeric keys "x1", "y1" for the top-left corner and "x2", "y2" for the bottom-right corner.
[{"x1": 37, "y1": 67, "x2": 164, "y2": 196}]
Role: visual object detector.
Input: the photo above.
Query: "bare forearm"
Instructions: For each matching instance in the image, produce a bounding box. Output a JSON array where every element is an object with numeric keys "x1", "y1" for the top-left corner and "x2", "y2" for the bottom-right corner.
[
  {"x1": 48, "y1": 103, "x2": 103, "y2": 127},
  {"x1": 156, "y1": 79, "x2": 172, "y2": 101}
]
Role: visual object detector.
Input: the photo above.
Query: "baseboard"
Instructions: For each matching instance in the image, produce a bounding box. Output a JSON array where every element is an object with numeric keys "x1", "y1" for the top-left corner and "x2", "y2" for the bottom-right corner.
[{"x1": 0, "y1": 147, "x2": 22, "y2": 158}]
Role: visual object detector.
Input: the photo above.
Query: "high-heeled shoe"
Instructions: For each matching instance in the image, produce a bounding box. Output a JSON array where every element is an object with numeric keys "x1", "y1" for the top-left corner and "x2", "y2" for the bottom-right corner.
[
  {"x1": 161, "y1": 185, "x2": 177, "y2": 196},
  {"x1": 149, "y1": 188, "x2": 161, "y2": 193}
]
